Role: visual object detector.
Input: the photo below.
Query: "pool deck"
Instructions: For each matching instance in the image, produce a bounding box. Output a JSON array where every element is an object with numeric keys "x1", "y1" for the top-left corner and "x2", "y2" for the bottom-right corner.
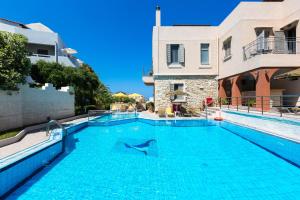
[
  {"x1": 0, "y1": 117, "x2": 89, "y2": 160},
  {"x1": 0, "y1": 111, "x2": 299, "y2": 160}
]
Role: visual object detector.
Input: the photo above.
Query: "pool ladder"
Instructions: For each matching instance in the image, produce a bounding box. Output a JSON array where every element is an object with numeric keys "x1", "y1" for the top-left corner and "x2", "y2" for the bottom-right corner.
[{"x1": 46, "y1": 120, "x2": 66, "y2": 137}]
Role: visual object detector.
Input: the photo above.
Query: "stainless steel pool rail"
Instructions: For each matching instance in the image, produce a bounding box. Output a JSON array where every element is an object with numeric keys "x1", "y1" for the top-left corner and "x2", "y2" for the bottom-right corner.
[{"x1": 46, "y1": 120, "x2": 66, "y2": 137}]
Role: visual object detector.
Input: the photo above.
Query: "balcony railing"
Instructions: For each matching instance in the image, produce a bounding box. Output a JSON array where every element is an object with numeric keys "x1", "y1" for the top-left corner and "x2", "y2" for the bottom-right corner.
[
  {"x1": 142, "y1": 66, "x2": 153, "y2": 77},
  {"x1": 243, "y1": 37, "x2": 300, "y2": 60}
]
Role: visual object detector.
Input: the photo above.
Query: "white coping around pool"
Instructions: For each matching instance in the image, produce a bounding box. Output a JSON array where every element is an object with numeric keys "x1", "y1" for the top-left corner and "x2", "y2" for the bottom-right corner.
[
  {"x1": 221, "y1": 111, "x2": 300, "y2": 143},
  {"x1": 0, "y1": 131, "x2": 62, "y2": 169}
]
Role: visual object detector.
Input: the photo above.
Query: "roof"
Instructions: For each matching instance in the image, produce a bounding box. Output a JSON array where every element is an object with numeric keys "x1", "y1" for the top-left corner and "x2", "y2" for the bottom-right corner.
[
  {"x1": 26, "y1": 23, "x2": 54, "y2": 33},
  {"x1": 274, "y1": 68, "x2": 300, "y2": 80},
  {"x1": 0, "y1": 18, "x2": 28, "y2": 29}
]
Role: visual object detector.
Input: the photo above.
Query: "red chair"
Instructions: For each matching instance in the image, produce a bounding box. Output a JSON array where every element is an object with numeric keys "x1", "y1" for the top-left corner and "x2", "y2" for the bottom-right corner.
[{"x1": 206, "y1": 97, "x2": 214, "y2": 106}]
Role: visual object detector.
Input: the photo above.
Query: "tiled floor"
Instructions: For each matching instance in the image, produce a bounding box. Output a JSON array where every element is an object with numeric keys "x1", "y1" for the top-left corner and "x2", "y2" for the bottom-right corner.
[{"x1": 0, "y1": 117, "x2": 88, "y2": 159}]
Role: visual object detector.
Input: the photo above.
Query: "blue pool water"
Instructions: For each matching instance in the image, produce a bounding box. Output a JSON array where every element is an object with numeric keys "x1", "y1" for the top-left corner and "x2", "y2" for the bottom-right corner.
[
  {"x1": 7, "y1": 121, "x2": 300, "y2": 199},
  {"x1": 92, "y1": 113, "x2": 138, "y2": 122},
  {"x1": 224, "y1": 110, "x2": 300, "y2": 126}
]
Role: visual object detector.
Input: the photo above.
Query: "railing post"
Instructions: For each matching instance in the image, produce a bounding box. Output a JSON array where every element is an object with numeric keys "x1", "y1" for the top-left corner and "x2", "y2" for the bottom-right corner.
[
  {"x1": 205, "y1": 104, "x2": 208, "y2": 120},
  {"x1": 261, "y1": 96, "x2": 264, "y2": 115},
  {"x1": 228, "y1": 98, "x2": 230, "y2": 109},
  {"x1": 280, "y1": 95, "x2": 283, "y2": 117},
  {"x1": 236, "y1": 97, "x2": 239, "y2": 111},
  {"x1": 247, "y1": 97, "x2": 250, "y2": 113}
]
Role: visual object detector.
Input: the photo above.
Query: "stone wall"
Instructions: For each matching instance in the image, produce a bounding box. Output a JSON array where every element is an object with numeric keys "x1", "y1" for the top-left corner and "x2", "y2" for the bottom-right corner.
[
  {"x1": 0, "y1": 83, "x2": 75, "y2": 131},
  {"x1": 154, "y1": 75, "x2": 218, "y2": 111}
]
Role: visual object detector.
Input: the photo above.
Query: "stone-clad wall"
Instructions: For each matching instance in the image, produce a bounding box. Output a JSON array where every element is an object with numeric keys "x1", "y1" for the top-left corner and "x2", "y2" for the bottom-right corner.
[{"x1": 154, "y1": 75, "x2": 218, "y2": 111}]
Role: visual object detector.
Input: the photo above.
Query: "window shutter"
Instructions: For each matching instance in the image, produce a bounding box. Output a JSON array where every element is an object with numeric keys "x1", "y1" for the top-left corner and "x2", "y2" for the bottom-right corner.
[
  {"x1": 166, "y1": 44, "x2": 171, "y2": 64},
  {"x1": 274, "y1": 31, "x2": 287, "y2": 54},
  {"x1": 178, "y1": 44, "x2": 185, "y2": 65}
]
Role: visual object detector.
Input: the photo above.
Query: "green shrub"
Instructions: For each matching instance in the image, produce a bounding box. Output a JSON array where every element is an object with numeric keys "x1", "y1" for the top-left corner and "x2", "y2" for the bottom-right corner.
[
  {"x1": 0, "y1": 31, "x2": 31, "y2": 90},
  {"x1": 247, "y1": 98, "x2": 256, "y2": 107},
  {"x1": 146, "y1": 102, "x2": 154, "y2": 112}
]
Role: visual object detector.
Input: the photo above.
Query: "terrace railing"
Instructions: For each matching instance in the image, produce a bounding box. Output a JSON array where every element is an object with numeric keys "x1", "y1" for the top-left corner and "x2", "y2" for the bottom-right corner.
[
  {"x1": 142, "y1": 66, "x2": 153, "y2": 77},
  {"x1": 243, "y1": 37, "x2": 300, "y2": 60},
  {"x1": 217, "y1": 95, "x2": 300, "y2": 117}
]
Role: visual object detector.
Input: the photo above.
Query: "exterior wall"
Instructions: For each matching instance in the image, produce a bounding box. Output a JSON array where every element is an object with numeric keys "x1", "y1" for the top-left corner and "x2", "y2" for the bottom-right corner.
[
  {"x1": 0, "y1": 84, "x2": 75, "y2": 131},
  {"x1": 153, "y1": 26, "x2": 218, "y2": 76},
  {"x1": 218, "y1": 0, "x2": 300, "y2": 79},
  {"x1": 0, "y1": 20, "x2": 81, "y2": 68},
  {"x1": 154, "y1": 76, "x2": 218, "y2": 110}
]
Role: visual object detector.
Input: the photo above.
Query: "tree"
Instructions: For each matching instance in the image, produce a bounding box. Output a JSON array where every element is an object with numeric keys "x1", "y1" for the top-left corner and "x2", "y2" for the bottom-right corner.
[
  {"x1": 31, "y1": 61, "x2": 112, "y2": 112},
  {"x1": 0, "y1": 31, "x2": 31, "y2": 90},
  {"x1": 94, "y1": 83, "x2": 113, "y2": 110}
]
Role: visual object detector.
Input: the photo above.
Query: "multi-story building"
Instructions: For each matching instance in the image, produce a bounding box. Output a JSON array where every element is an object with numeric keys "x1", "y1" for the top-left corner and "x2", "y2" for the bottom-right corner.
[
  {"x1": 143, "y1": 0, "x2": 300, "y2": 111},
  {"x1": 0, "y1": 18, "x2": 82, "y2": 68}
]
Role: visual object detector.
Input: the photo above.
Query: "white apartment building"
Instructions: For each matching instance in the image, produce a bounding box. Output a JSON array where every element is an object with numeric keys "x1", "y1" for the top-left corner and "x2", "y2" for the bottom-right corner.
[
  {"x1": 143, "y1": 0, "x2": 300, "y2": 111},
  {"x1": 0, "y1": 18, "x2": 82, "y2": 68}
]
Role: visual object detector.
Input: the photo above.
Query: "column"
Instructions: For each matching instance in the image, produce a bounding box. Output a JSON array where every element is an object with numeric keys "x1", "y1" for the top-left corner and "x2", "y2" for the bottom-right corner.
[
  {"x1": 255, "y1": 68, "x2": 278, "y2": 111},
  {"x1": 231, "y1": 76, "x2": 241, "y2": 106}
]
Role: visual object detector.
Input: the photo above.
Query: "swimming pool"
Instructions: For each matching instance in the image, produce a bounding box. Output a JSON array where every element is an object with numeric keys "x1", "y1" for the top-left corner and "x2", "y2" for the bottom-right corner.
[
  {"x1": 4, "y1": 119, "x2": 300, "y2": 199},
  {"x1": 224, "y1": 110, "x2": 300, "y2": 126},
  {"x1": 91, "y1": 113, "x2": 138, "y2": 122}
]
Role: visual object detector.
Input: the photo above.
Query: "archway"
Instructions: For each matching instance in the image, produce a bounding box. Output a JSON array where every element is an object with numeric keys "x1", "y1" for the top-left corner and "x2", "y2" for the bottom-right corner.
[{"x1": 271, "y1": 68, "x2": 300, "y2": 108}]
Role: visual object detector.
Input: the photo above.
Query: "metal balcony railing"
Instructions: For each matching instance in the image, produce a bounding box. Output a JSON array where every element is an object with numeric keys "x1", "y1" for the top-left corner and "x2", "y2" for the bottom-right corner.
[
  {"x1": 243, "y1": 37, "x2": 300, "y2": 60},
  {"x1": 217, "y1": 95, "x2": 300, "y2": 117},
  {"x1": 142, "y1": 66, "x2": 153, "y2": 77}
]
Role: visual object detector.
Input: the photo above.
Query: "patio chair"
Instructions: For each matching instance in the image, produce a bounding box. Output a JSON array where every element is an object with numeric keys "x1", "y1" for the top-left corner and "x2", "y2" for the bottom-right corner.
[
  {"x1": 166, "y1": 107, "x2": 175, "y2": 118},
  {"x1": 158, "y1": 107, "x2": 166, "y2": 118},
  {"x1": 127, "y1": 105, "x2": 135, "y2": 112},
  {"x1": 120, "y1": 104, "x2": 127, "y2": 112}
]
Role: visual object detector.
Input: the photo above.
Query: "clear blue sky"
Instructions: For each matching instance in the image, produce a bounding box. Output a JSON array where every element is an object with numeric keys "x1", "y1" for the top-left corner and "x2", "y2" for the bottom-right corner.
[{"x1": 1, "y1": 0, "x2": 260, "y2": 98}]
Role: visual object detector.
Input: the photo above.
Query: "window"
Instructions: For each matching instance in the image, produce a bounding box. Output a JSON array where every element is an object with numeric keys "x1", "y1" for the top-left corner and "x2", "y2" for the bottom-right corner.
[
  {"x1": 171, "y1": 83, "x2": 185, "y2": 101},
  {"x1": 201, "y1": 43, "x2": 209, "y2": 65},
  {"x1": 171, "y1": 44, "x2": 179, "y2": 64},
  {"x1": 37, "y1": 49, "x2": 49, "y2": 55},
  {"x1": 167, "y1": 44, "x2": 185, "y2": 66},
  {"x1": 223, "y1": 37, "x2": 232, "y2": 61}
]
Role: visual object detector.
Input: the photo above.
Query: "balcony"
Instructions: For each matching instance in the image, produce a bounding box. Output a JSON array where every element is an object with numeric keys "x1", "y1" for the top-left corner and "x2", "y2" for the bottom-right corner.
[
  {"x1": 28, "y1": 54, "x2": 56, "y2": 63},
  {"x1": 28, "y1": 54, "x2": 81, "y2": 68},
  {"x1": 243, "y1": 37, "x2": 300, "y2": 60},
  {"x1": 142, "y1": 67, "x2": 154, "y2": 86}
]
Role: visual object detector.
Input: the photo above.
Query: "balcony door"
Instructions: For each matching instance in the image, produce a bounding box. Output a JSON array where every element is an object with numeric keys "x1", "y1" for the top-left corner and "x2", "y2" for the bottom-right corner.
[{"x1": 285, "y1": 27, "x2": 296, "y2": 54}]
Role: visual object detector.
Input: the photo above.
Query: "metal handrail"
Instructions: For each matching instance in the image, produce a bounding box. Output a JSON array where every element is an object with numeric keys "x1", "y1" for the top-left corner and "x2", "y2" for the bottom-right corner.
[
  {"x1": 142, "y1": 66, "x2": 153, "y2": 76},
  {"x1": 243, "y1": 37, "x2": 300, "y2": 60},
  {"x1": 46, "y1": 120, "x2": 66, "y2": 137},
  {"x1": 218, "y1": 94, "x2": 300, "y2": 117}
]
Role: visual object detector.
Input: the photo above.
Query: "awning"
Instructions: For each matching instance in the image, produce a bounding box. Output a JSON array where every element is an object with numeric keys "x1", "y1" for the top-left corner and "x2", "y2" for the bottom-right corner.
[
  {"x1": 62, "y1": 48, "x2": 77, "y2": 55},
  {"x1": 274, "y1": 68, "x2": 300, "y2": 80},
  {"x1": 113, "y1": 92, "x2": 127, "y2": 98}
]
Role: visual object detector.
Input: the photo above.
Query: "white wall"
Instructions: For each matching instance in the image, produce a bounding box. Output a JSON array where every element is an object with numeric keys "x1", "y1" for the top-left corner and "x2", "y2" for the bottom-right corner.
[
  {"x1": 153, "y1": 26, "x2": 219, "y2": 76},
  {"x1": 151, "y1": 0, "x2": 300, "y2": 79},
  {"x1": 0, "y1": 84, "x2": 75, "y2": 131}
]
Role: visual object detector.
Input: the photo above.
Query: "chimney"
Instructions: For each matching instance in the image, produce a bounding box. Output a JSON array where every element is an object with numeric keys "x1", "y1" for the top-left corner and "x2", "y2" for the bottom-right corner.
[{"x1": 156, "y1": 6, "x2": 161, "y2": 26}]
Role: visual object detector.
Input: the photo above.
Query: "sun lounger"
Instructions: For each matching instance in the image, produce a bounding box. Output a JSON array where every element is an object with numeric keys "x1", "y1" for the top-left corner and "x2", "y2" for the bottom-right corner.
[
  {"x1": 158, "y1": 107, "x2": 166, "y2": 118},
  {"x1": 166, "y1": 107, "x2": 175, "y2": 117}
]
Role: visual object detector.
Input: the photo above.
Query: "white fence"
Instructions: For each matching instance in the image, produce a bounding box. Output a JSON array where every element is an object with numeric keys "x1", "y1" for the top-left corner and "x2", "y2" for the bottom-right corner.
[{"x1": 0, "y1": 83, "x2": 75, "y2": 131}]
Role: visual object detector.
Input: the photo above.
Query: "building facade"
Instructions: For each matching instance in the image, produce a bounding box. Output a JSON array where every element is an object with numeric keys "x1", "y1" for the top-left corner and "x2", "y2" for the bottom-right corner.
[
  {"x1": 0, "y1": 18, "x2": 82, "y2": 68},
  {"x1": 143, "y1": 0, "x2": 300, "y2": 111}
]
